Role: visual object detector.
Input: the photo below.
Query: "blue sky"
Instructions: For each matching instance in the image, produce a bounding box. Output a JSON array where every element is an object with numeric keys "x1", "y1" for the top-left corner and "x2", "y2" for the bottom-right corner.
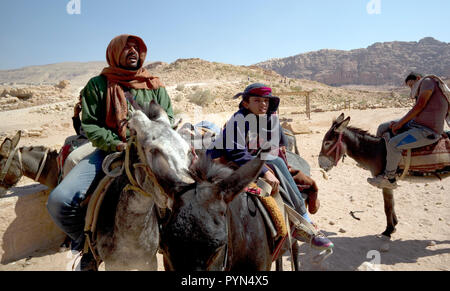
[{"x1": 0, "y1": 0, "x2": 449, "y2": 70}]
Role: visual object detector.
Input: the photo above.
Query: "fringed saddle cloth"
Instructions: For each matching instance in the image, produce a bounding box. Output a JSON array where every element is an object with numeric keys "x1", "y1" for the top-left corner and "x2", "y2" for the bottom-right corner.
[
  {"x1": 398, "y1": 137, "x2": 450, "y2": 173},
  {"x1": 245, "y1": 179, "x2": 287, "y2": 240}
]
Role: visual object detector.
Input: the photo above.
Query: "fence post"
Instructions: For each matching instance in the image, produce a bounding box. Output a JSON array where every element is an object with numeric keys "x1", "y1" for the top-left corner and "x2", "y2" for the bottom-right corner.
[{"x1": 306, "y1": 92, "x2": 311, "y2": 120}]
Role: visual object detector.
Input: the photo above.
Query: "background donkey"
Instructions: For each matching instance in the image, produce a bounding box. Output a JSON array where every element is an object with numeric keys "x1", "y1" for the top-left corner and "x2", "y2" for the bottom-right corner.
[
  {"x1": 318, "y1": 113, "x2": 449, "y2": 238},
  {"x1": 0, "y1": 131, "x2": 59, "y2": 196}
]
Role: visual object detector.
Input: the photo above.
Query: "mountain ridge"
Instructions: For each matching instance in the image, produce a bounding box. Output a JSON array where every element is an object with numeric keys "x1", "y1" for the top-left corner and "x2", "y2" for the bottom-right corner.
[{"x1": 256, "y1": 37, "x2": 450, "y2": 86}]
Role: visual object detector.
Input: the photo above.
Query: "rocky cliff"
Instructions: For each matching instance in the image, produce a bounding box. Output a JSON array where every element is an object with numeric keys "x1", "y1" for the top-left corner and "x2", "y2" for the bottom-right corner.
[{"x1": 256, "y1": 37, "x2": 450, "y2": 86}]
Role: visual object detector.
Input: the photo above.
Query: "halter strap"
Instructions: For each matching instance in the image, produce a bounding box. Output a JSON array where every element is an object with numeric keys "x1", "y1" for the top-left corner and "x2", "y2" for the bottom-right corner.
[
  {"x1": 35, "y1": 148, "x2": 49, "y2": 182},
  {"x1": 326, "y1": 131, "x2": 344, "y2": 166}
]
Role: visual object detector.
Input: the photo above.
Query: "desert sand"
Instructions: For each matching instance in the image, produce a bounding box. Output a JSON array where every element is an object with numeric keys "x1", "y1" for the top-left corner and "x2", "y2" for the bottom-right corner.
[{"x1": 0, "y1": 89, "x2": 448, "y2": 271}]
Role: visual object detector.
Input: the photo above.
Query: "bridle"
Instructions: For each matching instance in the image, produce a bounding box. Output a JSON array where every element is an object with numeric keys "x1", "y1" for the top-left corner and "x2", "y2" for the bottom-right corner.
[
  {"x1": 0, "y1": 146, "x2": 49, "y2": 188},
  {"x1": 325, "y1": 131, "x2": 345, "y2": 166},
  {"x1": 0, "y1": 146, "x2": 23, "y2": 188}
]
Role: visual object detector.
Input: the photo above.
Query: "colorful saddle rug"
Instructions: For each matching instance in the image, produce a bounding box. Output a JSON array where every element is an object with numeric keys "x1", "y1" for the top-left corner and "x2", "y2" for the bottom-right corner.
[{"x1": 399, "y1": 137, "x2": 450, "y2": 173}]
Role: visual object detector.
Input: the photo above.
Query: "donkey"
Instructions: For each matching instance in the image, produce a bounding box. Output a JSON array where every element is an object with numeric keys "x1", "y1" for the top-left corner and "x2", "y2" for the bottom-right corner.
[
  {"x1": 0, "y1": 131, "x2": 59, "y2": 196},
  {"x1": 318, "y1": 113, "x2": 449, "y2": 238},
  {"x1": 141, "y1": 141, "x2": 290, "y2": 271},
  {"x1": 0, "y1": 101, "x2": 193, "y2": 270}
]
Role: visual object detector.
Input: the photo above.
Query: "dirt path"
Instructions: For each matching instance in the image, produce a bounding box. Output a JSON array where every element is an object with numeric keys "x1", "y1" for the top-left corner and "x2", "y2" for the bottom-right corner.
[{"x1": 1, "y1": 106, "x2": 449, "y2": 271}]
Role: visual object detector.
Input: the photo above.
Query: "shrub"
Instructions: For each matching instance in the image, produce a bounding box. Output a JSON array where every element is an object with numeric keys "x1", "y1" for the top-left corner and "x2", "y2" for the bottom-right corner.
[{"x1": 188, "y1": 90, "x2": 216, "y2": 106}]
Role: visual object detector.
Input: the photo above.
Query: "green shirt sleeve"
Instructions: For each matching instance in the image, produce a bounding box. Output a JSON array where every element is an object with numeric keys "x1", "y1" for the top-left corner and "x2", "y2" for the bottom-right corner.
[
  {"x1": 155, "y1": 87, "x2": 175, "y2": 125},
  {"x1": 81, "y1": 77, "x2": 122, "y2": 152}
]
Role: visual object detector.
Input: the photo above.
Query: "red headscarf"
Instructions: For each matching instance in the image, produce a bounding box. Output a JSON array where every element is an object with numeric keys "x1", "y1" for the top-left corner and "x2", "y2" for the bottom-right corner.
[{"x1": 101, "y1": 34, "x2": 164, "y2": 141}]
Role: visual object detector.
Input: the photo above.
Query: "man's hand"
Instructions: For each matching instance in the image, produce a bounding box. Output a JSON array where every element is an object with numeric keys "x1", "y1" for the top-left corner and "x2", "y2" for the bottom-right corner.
[
  {"x1": 289, "y1": 167, "x2": 318, "y2": 193},
  {"x1": 116, "y1": 142, "x2": 127, "y2": 152},
  {"x1": 389, "y1": 121, "x2": 402, "y2": 135},
  {"x1": 73, "y1": 102, "x2": 82, "y2": 118},
  {"x1": 263, "y1": 170, "x2": 280, "y2": 195}
]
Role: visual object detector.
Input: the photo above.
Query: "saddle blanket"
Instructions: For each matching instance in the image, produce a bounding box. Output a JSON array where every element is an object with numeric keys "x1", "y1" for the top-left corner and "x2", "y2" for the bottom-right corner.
[{"x1": 399, "y1": 137, "x2": 450, "y2": 172}]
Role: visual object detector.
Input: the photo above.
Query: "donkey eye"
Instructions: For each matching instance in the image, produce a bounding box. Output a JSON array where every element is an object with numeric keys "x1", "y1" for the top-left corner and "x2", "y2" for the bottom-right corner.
[{"x1": 324, "y1": 141, "x2": 332, "y2": 147}]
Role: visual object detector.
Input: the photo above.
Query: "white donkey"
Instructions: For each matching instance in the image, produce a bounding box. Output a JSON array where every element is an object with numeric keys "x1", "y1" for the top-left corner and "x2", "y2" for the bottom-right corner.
[{"x1": 92, "y1": 101, "x2": 194, "y2": 270}]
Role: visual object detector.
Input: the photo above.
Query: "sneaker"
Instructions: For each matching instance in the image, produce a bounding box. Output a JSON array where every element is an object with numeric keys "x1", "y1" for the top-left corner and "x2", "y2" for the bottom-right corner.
[
  {"x1": 292, "y1": 227, "x2": 334, "y2": 251},
  {"x1": 310, "y1": 231, "x2": 334, "y2": 251},
  {"x1": 367, "y1": 175, "x2": 398, "y2": 189}
]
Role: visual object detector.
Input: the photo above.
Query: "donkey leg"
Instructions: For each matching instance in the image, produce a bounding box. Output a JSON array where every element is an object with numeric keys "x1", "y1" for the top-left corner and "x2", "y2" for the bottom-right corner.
[
  {"x1": 292, "y1": 241, "x2": 300, "y2": 271},
  {"x1": 275, "y1": 257, "x2": 283, "y2": 271},
  {"x1": 381, "y1": 188, "x2": 397, "y2": 237}
]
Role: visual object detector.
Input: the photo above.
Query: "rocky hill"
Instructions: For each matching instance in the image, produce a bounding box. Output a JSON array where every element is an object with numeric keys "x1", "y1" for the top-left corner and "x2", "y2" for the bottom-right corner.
[
  {"x1": 0, "y1": 62, "x2": 107, "y2": 90},
  {"x1": 256, "y1": 37, "x2": 450, "y2": 86},
  {"x1": 4, "y1": 58, "x2": 447, "y2": 116}
]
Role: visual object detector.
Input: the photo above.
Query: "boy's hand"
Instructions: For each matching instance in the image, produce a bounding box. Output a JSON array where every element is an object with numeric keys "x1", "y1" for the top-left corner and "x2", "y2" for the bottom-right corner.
[{"x1": 263, "y1": 170, "x2": 280, "y2": 195}]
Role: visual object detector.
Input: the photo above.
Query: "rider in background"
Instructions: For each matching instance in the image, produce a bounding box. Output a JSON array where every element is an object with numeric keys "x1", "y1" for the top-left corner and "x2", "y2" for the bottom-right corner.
[
  {"x1": 368, "y1": 72, "x2": 450, "y2": 189},
  {"x1": 46, "y1": 34, "x2": 174, "y2": 269},
  {"x1": 207, "y1": 83, "x2": 334, "y2": 251}
]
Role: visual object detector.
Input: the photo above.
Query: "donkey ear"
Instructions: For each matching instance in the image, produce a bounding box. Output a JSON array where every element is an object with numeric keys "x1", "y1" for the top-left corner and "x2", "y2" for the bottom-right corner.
[
  {"x1": 334, "y1": 113, "x2": 345, "y2": 125},
  {"x1": 172, "y1": 118, "x2": 183, "y2": 130},
  {"x1": 11, "y1": 131, "x2": 21, "y2": 149},
  {"x1": 334, "y1": 116, "x2": 351, "y2": 133},
  {"x1": 0, "y1": 138, "x2": 12, "y2": 158},
  {"x1": 142, "y1": 100, "x2": 171, "y2": 126},
  {"x1": 148, "y1": 148, "x2": 190, "y2": 199},
  {"x1": 218, "y1": 157, "x2": 265, "y2": 204}
]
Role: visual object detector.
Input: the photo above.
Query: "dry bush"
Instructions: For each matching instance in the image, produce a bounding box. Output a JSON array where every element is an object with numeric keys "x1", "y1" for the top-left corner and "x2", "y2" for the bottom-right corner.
[{"x1": 188, "y1": 89, "x2": 215, "y2": 106}]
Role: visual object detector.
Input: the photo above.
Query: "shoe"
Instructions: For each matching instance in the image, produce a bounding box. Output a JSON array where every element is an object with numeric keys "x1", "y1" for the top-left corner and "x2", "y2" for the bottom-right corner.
[
  {"x1": 70, "y1": 237, "x2": 84, "y2": 252},
  {"x1": 292, "y1": 227, "x2": 334, "y2": 251},
  {"x1": 80, "y1": 251, "x2": 98, "y2": 271},
  {"x1": 367, "y1": 175, "x2": 398, "y2": 189},
  {"x1": 306, "y1": 192, "x2": 320, "y2": 214}
]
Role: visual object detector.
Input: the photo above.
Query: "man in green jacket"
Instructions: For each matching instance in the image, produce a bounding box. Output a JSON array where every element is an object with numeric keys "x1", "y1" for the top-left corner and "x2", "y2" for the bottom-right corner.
[{"x1": 46, "y1": 34, "x2": 174, "y2": 270}]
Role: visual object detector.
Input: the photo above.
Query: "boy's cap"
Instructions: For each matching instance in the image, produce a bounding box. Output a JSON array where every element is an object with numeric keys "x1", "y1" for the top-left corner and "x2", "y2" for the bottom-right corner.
[
  {"x1": 233, "y1": 83, "x2": 280, "y2": 114},
  {"x1": 233, "y1": 83, "x2": 279, "y2": 100}
]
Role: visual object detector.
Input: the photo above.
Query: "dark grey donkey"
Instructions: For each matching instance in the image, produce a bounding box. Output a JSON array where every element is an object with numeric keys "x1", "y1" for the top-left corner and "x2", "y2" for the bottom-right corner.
[
  {"x1": 147, "y1": 149, "x2": 278, "y2": 271},
  {"x1": 318, "y1": 113, "x2": 449, "y2": 238}
]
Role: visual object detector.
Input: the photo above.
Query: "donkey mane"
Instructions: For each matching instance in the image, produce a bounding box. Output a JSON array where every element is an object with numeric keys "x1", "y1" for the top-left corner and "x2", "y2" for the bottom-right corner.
[
  {"x1": 188, "y1": 153, "x2": 233, "y2": 184},
  {"x1": 20, "y1": 145, "x2": 57, "y2": 154},
  {"x1": 346, "y1": 126, "x2": 377, "y2": 138},
  {"x1": 346, "y1": 126, "x2": 381, "y2": 143}
]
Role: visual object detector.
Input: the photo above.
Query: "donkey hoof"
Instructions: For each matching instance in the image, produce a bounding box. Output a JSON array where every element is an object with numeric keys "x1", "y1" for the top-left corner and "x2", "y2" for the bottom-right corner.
[{"x1": 378, "y1": 233, "x2": 392, "y2": 241}]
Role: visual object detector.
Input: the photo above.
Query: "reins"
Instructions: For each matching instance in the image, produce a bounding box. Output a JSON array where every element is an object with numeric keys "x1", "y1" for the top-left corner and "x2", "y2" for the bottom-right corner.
[{"x1": 123, "y1": 136, "x2": 163, "y2": 198}]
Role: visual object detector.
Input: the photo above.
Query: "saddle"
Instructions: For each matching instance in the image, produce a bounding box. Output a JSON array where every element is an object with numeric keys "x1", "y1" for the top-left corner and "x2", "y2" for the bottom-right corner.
[
  {"x1": 246, "y1": 178, "x2": 331, "y2": 265},
  {"x1": 398, "y1": 136, "x2": 450, "y2": 175},
  {"x1": 246, "y1": 178, "x2": 288, "y2": 240}
]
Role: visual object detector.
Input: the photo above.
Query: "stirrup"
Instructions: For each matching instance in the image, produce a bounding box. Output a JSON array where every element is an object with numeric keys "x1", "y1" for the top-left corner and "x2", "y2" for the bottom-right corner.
[{"x1": 312, "y1": 248, "x2": 333, "y2": 265}]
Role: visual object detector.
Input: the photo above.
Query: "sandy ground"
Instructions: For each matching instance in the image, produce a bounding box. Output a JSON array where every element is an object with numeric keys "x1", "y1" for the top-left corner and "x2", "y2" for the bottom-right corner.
[{"x1": 0, "y1": 103, "x2": 449, "y2": 271}]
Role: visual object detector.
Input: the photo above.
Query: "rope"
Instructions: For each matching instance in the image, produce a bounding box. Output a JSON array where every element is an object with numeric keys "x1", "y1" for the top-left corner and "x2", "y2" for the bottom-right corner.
[
  {"x1": 35, "y1": 148, "x2": 49, "y2": 182},
  {"x1": 399, "y1": 149, "x2": 411, "y2": 180}
]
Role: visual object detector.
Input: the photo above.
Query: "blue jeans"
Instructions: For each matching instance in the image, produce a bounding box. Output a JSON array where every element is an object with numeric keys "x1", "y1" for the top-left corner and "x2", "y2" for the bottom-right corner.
[
  {"x1": 377, "y1": 121, "x2": 440, "y2": 178},
  {"x1": 47, "y1": 149, "x2": 106, "y2": 246},
  {"x1": 265, "y1": 156, "x2": 310, "y2": 222}
]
